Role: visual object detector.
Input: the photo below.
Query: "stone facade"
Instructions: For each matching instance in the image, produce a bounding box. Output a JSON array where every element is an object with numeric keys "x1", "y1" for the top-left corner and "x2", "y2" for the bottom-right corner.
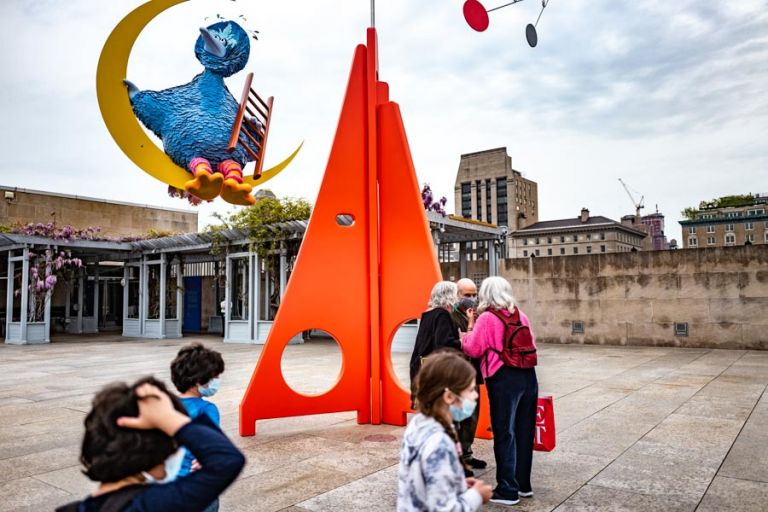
[
  {"x1": 0, "y1": 186, "x2": 197, "y2": 238},
  {"x1": 453, "y1": 147, "x2": 538, "y2": 254},
  {"x1": 441, "y1": 245, "x2": 768, "y2": 349}
]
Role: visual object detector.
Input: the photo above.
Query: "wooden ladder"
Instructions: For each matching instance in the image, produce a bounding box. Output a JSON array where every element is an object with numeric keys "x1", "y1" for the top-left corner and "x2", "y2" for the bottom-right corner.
[{"x1": 228, "y1": 72, "x2": 273, "y2": 179}]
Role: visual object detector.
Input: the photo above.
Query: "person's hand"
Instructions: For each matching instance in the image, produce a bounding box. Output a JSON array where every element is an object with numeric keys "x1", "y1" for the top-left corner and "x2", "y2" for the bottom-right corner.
[
  {"x1": 466, "y1": 477, "x2": 477, "y2": 486},
  {"x1": 472, "y1": 478, "x2": 493, "y2": 503},
  {"x1": 116, "y1": 383, "x2": 189, "y2": 436},
  {"x1": 190, "y1": 459, "x2": 202, "y2": 472},
  {"x1": 466, "y1": 308, "x2": 476, "y2": 324}
]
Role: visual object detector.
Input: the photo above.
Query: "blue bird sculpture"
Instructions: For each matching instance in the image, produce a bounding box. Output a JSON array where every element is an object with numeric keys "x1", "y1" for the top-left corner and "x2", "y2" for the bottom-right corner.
[{"x1": 124, "y1": 21, "x2": 260, "y2": 205}]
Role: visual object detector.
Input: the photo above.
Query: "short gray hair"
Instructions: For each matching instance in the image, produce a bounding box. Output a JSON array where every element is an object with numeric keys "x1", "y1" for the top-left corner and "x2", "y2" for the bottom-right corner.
[
  {"x1": 428, "y1": 281, "x2": 458, "y2": 309},
  {"x1": 477, "y1": 276, "x2": 516, "y2": 314}
]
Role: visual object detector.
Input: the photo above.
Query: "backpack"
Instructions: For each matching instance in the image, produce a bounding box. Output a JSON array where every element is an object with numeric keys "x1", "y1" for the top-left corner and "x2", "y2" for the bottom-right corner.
[
  {"x1": 484, "y1": 308, "x2": 537, "y2": 370},
  {"x1": 55, "y1": 485, "x2": 145, "y2": 512}
]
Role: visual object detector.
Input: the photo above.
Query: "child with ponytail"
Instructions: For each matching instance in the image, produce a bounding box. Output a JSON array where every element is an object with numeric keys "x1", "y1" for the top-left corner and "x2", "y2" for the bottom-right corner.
[{"x1": 397, "y1": 351, "x2": 493, "y2": 511}]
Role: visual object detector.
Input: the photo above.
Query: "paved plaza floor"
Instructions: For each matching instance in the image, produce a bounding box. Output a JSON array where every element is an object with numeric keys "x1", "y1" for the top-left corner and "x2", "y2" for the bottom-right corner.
[{"x1": 1, "y1": 336, "x2": 767, "y2": 511}]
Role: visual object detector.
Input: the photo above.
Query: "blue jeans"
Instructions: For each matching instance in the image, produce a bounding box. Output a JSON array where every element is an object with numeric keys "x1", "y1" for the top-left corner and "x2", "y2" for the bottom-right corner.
[{"x1": 486, "y1": 365, "x2": 538, "y2": 499}]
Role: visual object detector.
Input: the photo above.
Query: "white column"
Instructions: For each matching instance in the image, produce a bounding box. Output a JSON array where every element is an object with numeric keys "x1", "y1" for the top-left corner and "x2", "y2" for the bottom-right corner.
[
  {"x1": 77, "y1": 273, "x2": 84, "y2": 334},
  {"x1": 123, "y1": 266, "x2": 129, "y2": 325},
  {"x1": 93, "y1": 263, "x2": 100, "y2": 333},
  {"x1": 20, "y1": 248, "x2": 29, "y2": 342},
  {"x1": 224, "y1": 255, "x2": 231, "y2": 340},
  {"x1": 248, "y1": 254, "x2": 254, "y2": 341},
  {"x1": 279, "y1": 242, "x2": 287, "y2": 299},
  {"x1": 141, "y1": 258, "x2": 148, "y2": 334},
  {"x1": 43, "y1": 257, "x2": 51, "y2": 342},
  {"x1": 253, "y1": 253, "x2": 260, "y2": 322},
  {"x1": 6, "y1": 257, "x2": 13, "y2": 341},
  {"x1": 176, "y1": 260, "x2": 183, "y2": 330},
  {"x1": 488, "y1": 240, "x2": 498, "y2": 277},
  {"x1": 159, "y1": 254, "x2": 166, "y2": 339}
]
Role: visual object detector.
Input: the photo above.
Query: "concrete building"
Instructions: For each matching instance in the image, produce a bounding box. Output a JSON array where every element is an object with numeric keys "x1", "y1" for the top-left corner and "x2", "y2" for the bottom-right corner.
[
  {"x1": 0, "y1": 185, "x2": 198, "y2": 238},
  {"x1": 509, "y1": 208, "x2": 647, "y2": 258},
  {"x1": 679, "y1": 193, "x2": 768, "y2": 249},
  {"x1": 621, "y1": 211, "x2": 669, "y2": 251},
  {"x1": 453, "y1": 147, "x2": 538, "y2": 254}
]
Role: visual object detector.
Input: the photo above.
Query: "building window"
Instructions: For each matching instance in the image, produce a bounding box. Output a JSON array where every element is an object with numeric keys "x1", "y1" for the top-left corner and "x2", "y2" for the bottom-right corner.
[
  {"x1": 547, "y1": 248, "x2": 552, "y2": 256},
  {"x1": 560, "y1": 248, "x2": 565, "y2": 255},
  {"x1": 496, "y1": 177, "x2": 508, "y2": 226},
  {"x1": 586, "y1": 233, "x2": 592, "y2": 241},
  {"x1": 587, "y1": 246, "x2": 592, "y2": 253},
  {"x1": 688, "y1": 237, "x2": 698, "y2": 247},
  {"x1": 707, "y1": 237, "x2": 715, "y2": 245},
  {"x1": 600, "y1": 245, "x2": 606, "y2": 253},
  {"x1": 547, "y1": 237, "x2": 552, "y2": 244},
  {"x1": 747, "y1": 233, "x2": 754, "y2": 243},
  {"x1": 486, "y1": 178, "x2": 492, "y2": 223},
  {"x1": 573, "y1": 247, "x2": 579, "y2": 254},
  {"x1": 461, "y1": 182, "x2": 471, "y2": 218},
  {"x1": 523, "y1": 250, "x2": 528, "y2": 257},
  {"x1": 688, "y1": 226, "x2": 696, "y2": 234},
  {"x1": 535, "y1": 249, "x2": 540, "y2": 256},
  {"x1": 476, "y1": 180, "x2": 482, "y2": 221},
  {"x1": 765, "y1": 231, "x2": 768, "y2": 242},
  {"x1": 600, "y1": 232, "x2": 605, "y2": 240},
  {"x1": 726, "y1": 223, "x2": 734, "y2": 232},
  {"x1": 523, "y1": 239, "x2": 528, "y2": 246},
  {"x1": 706, "y1": 225, "x2": 715, "y2": 233},
  {"x1": 560, "y1": 236, "x2": 565, "y2": 243},
  {"x1": 535, "y1": 238, "x2": 540, "y2": 244},
  {"x1": 746, "y1": 222, "x2": 754, "y2": 230},
  {"x1": 725, "y1": 234, "x2": 735, "y2": 245}
]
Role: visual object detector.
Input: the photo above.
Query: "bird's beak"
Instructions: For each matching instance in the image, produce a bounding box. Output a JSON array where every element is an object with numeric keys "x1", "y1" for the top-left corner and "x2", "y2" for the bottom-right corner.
[{"x1": 200, "y1": 27, "x2": 226, "y2": 58}]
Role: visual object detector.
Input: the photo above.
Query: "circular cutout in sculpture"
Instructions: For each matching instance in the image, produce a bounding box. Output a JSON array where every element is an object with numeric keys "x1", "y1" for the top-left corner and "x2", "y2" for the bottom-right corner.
[{"x1": 280, "y1": 330, "x2": 342, "y2": 396}]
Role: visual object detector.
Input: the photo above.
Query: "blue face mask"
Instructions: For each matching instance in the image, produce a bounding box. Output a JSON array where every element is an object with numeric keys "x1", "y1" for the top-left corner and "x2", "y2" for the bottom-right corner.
[
  {"x1": 449, "y1": 396, "x2": 477, "y2": 422},
  {"x1": 198, "y1": 377, "x2": 221, "y2": 397}
]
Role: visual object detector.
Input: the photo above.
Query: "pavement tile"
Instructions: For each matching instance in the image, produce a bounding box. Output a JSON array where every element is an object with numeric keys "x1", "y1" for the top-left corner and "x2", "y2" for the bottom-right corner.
[
  {"x1": 0, "y1": 477, "x2": 72, "y2": 512},
  {"x1": 553, "y1": 484, "x2": 696, "y2": 512},
  {"x1": 719, "y1": 400, "x2": 768, "y2": 483},
  {"x1": 697, "y1": 476, "x2": 768, "y2": 512}
]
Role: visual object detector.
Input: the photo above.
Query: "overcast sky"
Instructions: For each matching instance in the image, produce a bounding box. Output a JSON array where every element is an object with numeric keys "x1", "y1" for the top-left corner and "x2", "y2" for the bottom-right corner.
[{"x1": 0, "y1": 0, "x2": 766, "y2": 243}]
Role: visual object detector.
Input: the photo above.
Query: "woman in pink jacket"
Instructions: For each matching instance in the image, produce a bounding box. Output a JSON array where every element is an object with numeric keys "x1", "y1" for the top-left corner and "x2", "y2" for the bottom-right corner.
[{"x1": 461, "y1": 276, "x2": 538, "y2": 506}]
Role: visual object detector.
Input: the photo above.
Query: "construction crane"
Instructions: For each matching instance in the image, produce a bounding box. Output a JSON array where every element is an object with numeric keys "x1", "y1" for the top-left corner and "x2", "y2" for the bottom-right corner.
[{"x1": 618, "y1": 178, "x2": 645, "y2": 218}]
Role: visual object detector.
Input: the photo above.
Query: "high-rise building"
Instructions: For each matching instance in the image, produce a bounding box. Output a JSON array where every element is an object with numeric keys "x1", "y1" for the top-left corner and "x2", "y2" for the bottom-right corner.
[
  {"x1": 678, "y1": 193, "x2": 768, "y2": 248},
  {"x1": 621, "y1": 210, "x2": 669, "y2": 251},
  {"x1": 453, "y1": 147, "x2": 538, "y2": 253}
]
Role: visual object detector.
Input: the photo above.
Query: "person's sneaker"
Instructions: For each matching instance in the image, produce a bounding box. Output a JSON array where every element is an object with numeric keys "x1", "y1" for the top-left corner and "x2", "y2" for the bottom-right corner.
[
  {"x1": 466, "y1": 457, "x2": 488, "y2": 470},
  {"x1": 518, "y1": 490, "x2": 534, "y2": 498},
  {"x1": 490, "y1": 493, "x2": 520, "y2": 506}
]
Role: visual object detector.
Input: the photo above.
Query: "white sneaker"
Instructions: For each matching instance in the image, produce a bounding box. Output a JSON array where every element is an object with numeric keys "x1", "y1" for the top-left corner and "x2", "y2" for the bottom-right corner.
[{"x1": 518, "y1": 490, "x2": 534, "y2": 498}]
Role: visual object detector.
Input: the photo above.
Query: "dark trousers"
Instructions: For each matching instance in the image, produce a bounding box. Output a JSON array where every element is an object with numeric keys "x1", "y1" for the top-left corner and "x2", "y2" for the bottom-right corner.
[
  {"x1": 457, "y1": 386, "x2": 481, "y2": 460},
  {"x1": 486, "y1": 366, "x2": 538, "y2": 499}
]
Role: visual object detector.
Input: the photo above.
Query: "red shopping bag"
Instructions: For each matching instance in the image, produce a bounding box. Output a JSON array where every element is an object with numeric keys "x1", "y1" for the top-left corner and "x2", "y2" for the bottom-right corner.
[{"x1": 534, "y1": 396, "x2": 556, "y2": 452}]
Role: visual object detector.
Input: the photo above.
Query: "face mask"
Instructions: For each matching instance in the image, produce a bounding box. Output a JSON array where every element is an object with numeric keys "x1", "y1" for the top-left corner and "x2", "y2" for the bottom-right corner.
[
  {"x1": 449, "y1": 396, "x2": 477, "y2": 422},
  {"x1": 198, "y1": 377, "x2": 221, "y2": 397},
  {"x1": 142, "y1": 447, "x2": 185, "y2": 484},
  {"x1": 459, "y1": 297, "x2": 477, "y2": 310}
]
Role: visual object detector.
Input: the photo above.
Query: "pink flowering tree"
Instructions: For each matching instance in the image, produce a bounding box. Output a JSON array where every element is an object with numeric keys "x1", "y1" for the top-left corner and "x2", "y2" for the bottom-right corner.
[
  {"x1": 12, "y1": 223, "x2": 87, "y2": 322},
  {"x1": 421, "y1": 184, "x2": 447, "y2": 217}
]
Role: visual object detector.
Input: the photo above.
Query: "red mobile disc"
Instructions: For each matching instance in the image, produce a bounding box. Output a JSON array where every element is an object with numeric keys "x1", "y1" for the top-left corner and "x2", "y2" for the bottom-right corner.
[{"x1": 463, "y1": 0, "x2": 489, "y2": 32}]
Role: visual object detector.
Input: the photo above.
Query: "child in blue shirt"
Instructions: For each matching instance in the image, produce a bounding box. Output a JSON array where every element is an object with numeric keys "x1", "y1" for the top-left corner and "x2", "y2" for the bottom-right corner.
[{"x1": 171, "y1": 343, "x2": 226, "y2": 512}]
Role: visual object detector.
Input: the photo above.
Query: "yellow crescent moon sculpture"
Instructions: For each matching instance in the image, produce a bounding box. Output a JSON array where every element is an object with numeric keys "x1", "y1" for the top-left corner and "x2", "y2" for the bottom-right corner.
[{"x1": 96, "y1": 0, "x2": 301, "y2": 192}]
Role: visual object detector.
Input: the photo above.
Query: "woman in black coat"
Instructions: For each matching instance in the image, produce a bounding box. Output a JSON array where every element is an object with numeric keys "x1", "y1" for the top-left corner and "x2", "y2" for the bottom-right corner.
[{"x1": 409, "y1": 281, "x2": 461, "y2": 382}]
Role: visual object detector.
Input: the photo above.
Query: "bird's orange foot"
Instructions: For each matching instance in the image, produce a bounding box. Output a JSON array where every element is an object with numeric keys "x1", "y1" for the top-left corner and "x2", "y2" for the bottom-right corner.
[
  {"x1": 218, "y1": 160, "x2": 254, "y2": 206},
  {"x1": 184, "y1": 157, "x2": 224, "y2": 201}
]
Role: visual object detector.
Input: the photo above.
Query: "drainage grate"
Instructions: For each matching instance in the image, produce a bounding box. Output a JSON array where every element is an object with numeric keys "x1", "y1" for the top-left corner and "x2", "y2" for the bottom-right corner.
[{"x1": 572, "y1": 321, "x2": 584, "y2": 334}]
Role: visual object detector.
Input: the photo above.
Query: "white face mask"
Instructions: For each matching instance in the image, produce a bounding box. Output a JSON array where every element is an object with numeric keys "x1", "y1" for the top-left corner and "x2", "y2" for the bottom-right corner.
[{"x1": 142, "y1": 447, "x2": 185, "y2": 484}]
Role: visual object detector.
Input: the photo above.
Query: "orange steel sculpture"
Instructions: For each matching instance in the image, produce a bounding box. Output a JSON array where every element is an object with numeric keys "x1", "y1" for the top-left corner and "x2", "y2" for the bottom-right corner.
[{"x1": 239, "y1": 28, "x2": 494, "y2": 437}]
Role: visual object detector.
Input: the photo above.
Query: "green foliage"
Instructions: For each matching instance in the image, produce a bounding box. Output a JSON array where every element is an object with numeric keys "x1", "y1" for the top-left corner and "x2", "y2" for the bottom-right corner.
[
  {"x1": 0, "y1": 224, "x2": 11, "y2": 233},
  {"x1": 205, "y1": 194, "x2": 312, "y2": 258},
  {"x1": 683, "y1": 194, "x2": 757, "y2": 220},
  {"x1": 144, "y1": 228, "x2": 178, "y2": 239}
]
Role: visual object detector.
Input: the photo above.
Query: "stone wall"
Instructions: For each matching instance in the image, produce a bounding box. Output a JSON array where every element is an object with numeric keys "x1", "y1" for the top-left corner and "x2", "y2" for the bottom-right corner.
[
  {"x1": 441, "y1": 246, "x2": 768, "y2": 349},
  {"x1": 0, "y1": 187, "x2": 197, "y2": 238}
]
